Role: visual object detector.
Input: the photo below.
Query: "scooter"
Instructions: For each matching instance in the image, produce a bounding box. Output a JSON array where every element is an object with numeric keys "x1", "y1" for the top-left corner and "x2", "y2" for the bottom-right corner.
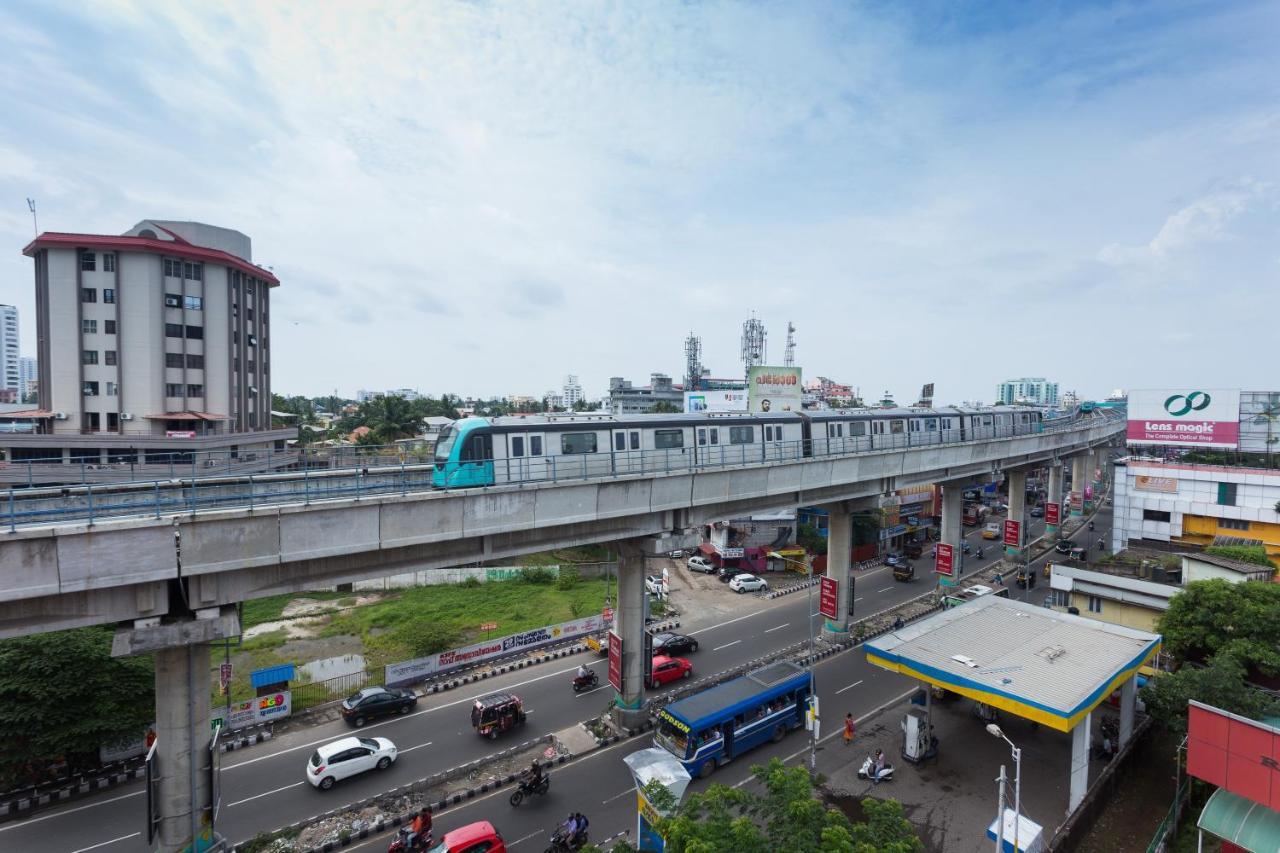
[
  {"x1": 545, "y1": 825, "x2": 589, "y2": 852},
  {"x1": 387, "y1": 826, "x2": 432, "y2": 853},
  {"x1": 857, "y1": 754, "x2": 894, "y2": 783},
  {"x1": 571, "y1": 671, "x2": 598, "y2": 693},
  {"x1": 509, "y1": 773, "x2": 551, "y2": 807},
  {"x1": 1088, "y1": 521, "x2": 1095, "y2": 531}
]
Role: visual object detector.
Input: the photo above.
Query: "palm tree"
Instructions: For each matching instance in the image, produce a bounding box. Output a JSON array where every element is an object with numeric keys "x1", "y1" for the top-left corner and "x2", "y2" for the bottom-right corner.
[
  {"x1": 1250, "y1": 393, "x2": 1280, "y2": 468},
  {"x1": 366, "y1": 395, "x2": 421, "y2": 443}
]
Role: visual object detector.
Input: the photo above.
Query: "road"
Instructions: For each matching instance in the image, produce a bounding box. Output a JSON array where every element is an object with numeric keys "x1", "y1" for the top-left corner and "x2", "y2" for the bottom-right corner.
[{"x1": 8, "y1": 503, "x2": 1097, "y2": 853}]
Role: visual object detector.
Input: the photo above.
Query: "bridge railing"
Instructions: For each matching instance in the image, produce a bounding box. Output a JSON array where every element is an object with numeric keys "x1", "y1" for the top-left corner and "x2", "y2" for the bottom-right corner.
[{"x1": 2, "y1": 410, "x2": 1122, "y2": 531}]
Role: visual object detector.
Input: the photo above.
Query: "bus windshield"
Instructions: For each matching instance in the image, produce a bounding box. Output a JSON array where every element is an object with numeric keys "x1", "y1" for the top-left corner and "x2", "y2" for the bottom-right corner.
[{"x1": 433, "y1": 425, "x2": 458, "y2": 461}]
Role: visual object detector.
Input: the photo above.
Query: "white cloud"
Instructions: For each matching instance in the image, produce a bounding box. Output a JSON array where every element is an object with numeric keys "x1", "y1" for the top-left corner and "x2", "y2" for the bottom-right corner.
[{"x1": 1099, "y1": 180, "x2": 1273, "y2": 265}]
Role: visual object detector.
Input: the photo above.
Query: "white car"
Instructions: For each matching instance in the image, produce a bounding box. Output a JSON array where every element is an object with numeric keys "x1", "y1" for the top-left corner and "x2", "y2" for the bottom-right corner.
[
  {"x1": 645, "y1": 574, "x2": 665, "y2": 595},
  {"x1": 687, "y1": 556, "x2": 716, "y2": 574},
  {"x1": 307, "y1": 736, "x2": 397, "y2": 790},
  {"x1": 728, "y1": 573, "x2": 768, "y2": 593}
]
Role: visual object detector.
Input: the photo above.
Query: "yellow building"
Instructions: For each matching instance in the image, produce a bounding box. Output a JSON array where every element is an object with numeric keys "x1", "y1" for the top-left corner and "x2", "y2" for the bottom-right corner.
[{"x1": 1047, "y1": 564, "x2": 1178, "y2": 633}]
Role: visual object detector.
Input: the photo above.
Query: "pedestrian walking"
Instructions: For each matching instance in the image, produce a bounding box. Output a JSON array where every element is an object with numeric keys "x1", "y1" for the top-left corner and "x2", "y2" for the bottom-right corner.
[{"x1": 843, "y1": 713, "x2": 855, "y2": 746}]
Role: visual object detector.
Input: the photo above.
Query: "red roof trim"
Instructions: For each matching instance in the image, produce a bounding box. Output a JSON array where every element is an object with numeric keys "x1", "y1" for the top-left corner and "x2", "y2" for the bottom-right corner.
[{"x1": 22, "y1": 232, "x2": 280, "y2": 286}]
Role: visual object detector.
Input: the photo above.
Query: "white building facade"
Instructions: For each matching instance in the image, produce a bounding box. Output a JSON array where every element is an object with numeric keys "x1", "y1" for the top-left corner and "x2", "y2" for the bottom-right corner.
[
  {"x1": 996, "y1": 377, "x2": 1059, "y2": 406},
  {"x1": 0, "y1": 304, "x2": 17, "y2": 396},
  {"x1": 563, "y1": 375, "x2": 583, "y2": 408}
]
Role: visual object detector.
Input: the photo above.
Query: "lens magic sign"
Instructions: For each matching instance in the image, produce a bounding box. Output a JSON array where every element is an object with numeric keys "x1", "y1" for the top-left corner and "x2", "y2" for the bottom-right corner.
[{"x1": 1126, "y1": 389, "x2": 1240, "y2": 449}]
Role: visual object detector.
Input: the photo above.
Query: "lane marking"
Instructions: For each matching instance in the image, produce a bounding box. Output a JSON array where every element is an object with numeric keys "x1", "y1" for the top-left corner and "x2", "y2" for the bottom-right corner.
[
  {"x1": 574, "y1": 685, "x2": 609, "y2": 698},
  {"x1": 877, "y1": 587, "x2": 893, "y2": 593},
  {"x1": 510, "y1": 828, "x2": 546, "y2": 846},
  {"x1": 764, "y1": 623, "x2": 789, "y2": 633},
  {"x1": 603, "y1": 788, "x2": 634, "y2": 805},
  {"x1": 399, "y1": 740, "x2": 434, "y2": 754},
  {"x1": 713, "y1": 640, "x2": 741, "y2": 652},
  {"x1": 835, "y1": 679, "x2": 864, "y2": 695},
  {"x1": 69, "y1": 833, "x2": 142, "y2": 853},
  {"x1": 854, "y1": 597, "x2": 863, "y2": 602},
  {"x1": 227, "y1": 780, "x2": 305, "y2": 807},
  {"x1": 0, "y1": 789, "x2": 143, "y2": 831}
]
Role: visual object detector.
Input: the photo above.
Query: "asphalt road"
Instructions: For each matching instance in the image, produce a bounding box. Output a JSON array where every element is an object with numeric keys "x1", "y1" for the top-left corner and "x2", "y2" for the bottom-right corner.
[{"x1": 8, "y1": 503, "x2": 1095, "y2": 853}]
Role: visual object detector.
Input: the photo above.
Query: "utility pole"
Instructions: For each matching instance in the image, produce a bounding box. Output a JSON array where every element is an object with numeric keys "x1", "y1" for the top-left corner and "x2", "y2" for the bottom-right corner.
[{"x1": 26, "y1": 198, "x2": 38, "y2": 234}]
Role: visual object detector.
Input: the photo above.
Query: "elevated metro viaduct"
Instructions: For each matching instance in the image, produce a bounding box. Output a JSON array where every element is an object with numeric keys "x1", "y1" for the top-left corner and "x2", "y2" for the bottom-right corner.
[{"x1": 0, "y1": 415, "x2": 1122, "y2": 851}]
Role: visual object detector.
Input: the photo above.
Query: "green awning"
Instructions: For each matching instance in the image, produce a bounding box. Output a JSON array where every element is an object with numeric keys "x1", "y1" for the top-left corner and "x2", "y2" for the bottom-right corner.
[{"x1": 1198, "y1": 788, "x2": 1280, "y2": 852}]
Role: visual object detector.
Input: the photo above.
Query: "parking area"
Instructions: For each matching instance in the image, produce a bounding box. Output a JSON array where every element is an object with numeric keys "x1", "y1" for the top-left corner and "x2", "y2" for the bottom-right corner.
[{"x1": 645, "y1": 555, "x2": 803, "y2": 624}]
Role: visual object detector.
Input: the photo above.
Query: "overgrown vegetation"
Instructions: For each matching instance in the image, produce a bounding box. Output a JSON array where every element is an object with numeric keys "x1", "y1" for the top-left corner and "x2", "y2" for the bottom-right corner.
[{"x1": 1203, "y1": 544, "x2": 1275, "y2": 569}]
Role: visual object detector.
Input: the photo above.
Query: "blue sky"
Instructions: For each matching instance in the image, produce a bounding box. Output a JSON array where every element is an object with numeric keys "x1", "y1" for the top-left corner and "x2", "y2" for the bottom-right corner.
[{"x1": 0, "y1": 0, "x2": 1276, "y2": 403}]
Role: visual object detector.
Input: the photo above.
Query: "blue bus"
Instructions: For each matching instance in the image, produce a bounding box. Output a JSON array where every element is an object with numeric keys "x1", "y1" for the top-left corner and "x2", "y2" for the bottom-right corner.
[{"x1": 653, "y1": 660, "x2": 811, "y2": 779}]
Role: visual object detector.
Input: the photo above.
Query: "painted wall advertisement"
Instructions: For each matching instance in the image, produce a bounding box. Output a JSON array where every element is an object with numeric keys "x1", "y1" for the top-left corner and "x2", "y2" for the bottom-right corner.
[
  {"x1": 747, "y1": 366, "x2": 803, "y2": 413},
  {"x1": 684, "y1": 390, "x2": 748, "y2": 413},
  {"x1": 387, "y1": 615, "x2": 607, "y2": 685},
  {"x1": 1134, "y1": 475, "x2": 1179, "y2": 493},
  {"x1": 1126, "y1": 388, "x2": 1241, "y2": 449}
]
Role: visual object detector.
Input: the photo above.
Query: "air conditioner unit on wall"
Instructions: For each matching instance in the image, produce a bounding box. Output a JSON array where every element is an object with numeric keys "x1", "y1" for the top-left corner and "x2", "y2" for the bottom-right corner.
[
  {"x1": 53, "y1": 412, "x2": 67, "y2": 420},
  {"x1": 120, "y1": 413, "x2": 134, "y2": 421}
]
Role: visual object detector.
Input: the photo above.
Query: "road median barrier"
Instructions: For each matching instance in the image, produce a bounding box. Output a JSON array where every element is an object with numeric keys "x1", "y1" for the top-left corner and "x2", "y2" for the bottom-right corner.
[{"x1": 0, "y1": 760, "x2": 147, "y2": 821}]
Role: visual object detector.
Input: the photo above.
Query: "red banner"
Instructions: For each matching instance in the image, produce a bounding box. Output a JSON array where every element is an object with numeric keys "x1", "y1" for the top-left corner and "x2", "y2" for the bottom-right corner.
[
  {"x1": 1187, "y1": 700, "x2": 1280, "y2": 810},
  {"x1": 1003, "y1": 519, "x2": 1022, "y2": 547},
  {"x1": 607, "y1": 632, "x2": 622, "y2": 692},
  {"x1": 1045, "y1": 502, "x2": 1060, "y2": 525},
  {"x1": 818, "y1": 576, "x2": 839, "y2": 619},
  {"x1": 934, "y1": 543, "x2": 955, "y2": 577}
]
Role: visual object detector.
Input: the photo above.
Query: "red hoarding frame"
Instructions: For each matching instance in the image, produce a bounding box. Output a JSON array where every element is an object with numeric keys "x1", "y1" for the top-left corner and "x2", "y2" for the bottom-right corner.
[
  {"x1": 1187, "y1": 700, "x2": 1280, "y2": 811},
  {"x1": 1045, "y1": 502, "x2": 1060, "y2": 526},
  {"x1": 934, "y1": 543, "x2": 954, "y2": 577},
  {"x1": 607, "y1": 632, "x2": 622, "y2": 692},
  {"x1": 818, "y1": 576, "x2": 838, "y2": 620},
  {"x1": 1003, "y1": 519, "x2": 1022, "y2": 547}
]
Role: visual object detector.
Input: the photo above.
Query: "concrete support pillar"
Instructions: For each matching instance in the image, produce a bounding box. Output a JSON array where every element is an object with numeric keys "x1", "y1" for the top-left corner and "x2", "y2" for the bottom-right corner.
[
  {"x1": 1046, "y1": 462, "x2": 1064, "y2": 538},
  {"x1": 154, "y1": 643, "x2": 213, "y2": 852},
  {"x1": 1005, "y1": 468, "x2": 1027, "y2": 559},
  {"x1": 1119, "y1": 674, "x2": 1137, "y2": 747},
  {"x1": 614, "y1": 540, "x2": 648, "y2": 724},
  {"x1": 1069, "y1": 710, "x2": 1091, "y2": 812},
  {"x1": 939, "y1": 483, "x2": 965, "y2": 580},
  {"x1": 1083, "y1": 451, "x2": 1096, "y2": 512},
  {"x1": 1070, "y1": 456, "x2": 1088, "y2": 517},
  {"x1": 822, "y1": 508, "x2": 853, "y2": 641}
]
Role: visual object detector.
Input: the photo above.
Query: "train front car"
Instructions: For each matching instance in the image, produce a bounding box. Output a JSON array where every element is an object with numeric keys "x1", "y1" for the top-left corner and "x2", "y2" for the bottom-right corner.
[{"x1": 431, "y1": 417, "x2": 495, "y2": 488}]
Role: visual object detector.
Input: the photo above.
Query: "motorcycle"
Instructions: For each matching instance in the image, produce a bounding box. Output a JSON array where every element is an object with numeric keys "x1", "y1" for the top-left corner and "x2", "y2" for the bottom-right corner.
[
  {"x1": 545, "y1": 825, "x2": 589, "y2": 852},
  {"x1": 857, "y1": 754, "x2": 894, "y2": 784},
  {"x1": 962, "y1": 541, "x2": 972, "y2": 555},
  {"x1": 509, "y1": 773, "x2": 551, "y2": 807},
  {"x1": 1088, "y1": 521, "x2": 1095, "y2": 531},
  {"x1": 571, "y1": 671, "x2": 599, "y2": 693},
  {"x1": 387, "y1": 826, "x2": 432, "y2": 853}
]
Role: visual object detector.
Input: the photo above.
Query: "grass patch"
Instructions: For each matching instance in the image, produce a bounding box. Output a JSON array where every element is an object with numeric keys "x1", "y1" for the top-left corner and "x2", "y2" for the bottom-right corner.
[{"x1": 240, "y1": 590, "x2": 351, "y2": 629}]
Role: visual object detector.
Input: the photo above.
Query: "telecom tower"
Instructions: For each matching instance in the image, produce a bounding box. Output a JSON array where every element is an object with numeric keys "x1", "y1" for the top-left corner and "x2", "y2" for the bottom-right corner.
[
  {"x1": 783, "y1": 322, "x2": 796, "y2": 367},
  {"x1": 683, "y1": 333, "x2": 703, "y2": 392},
  {"x1": 740, "y1": 315, "x2": 767, "y2": 381}
]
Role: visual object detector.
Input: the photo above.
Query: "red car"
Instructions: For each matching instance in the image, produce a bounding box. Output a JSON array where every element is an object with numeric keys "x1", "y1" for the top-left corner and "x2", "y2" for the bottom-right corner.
[
  {"x1": 432, "y1": 820, "x2": 506, "y2": 853},
  {"x1": 649, "y1": 655, "x2": 693, "y2": 689}
]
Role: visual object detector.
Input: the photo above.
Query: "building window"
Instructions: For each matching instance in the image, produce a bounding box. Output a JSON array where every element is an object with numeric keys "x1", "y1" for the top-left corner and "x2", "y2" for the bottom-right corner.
[
  {"x1": 107, "y1": 412, "x2": 119, "y2": 430},
  {"x1": 247, "y1": 361, "x2": 256, "y2": 373},
  {"x1": 104, "y1": 319, "x2": 116, "y2": 334},
  {"x1": 247, "y1": 334, "x2": 257, "y2": 347},
  {"x1": 82, "y1": 381, "x2": 100, "y2": 396},
  {"x1": 165, "y1": 323, "x2": 183, "y2": 338},
  {"x1": 82, "y1": 319, "x2": 97, "y2": 334},
  {"x1": 1087, "y1": 595, "x2": 1103, "y2": 614},
  {"x1": 1217, "y1": 483, "x2": 1237, "y2": 506},
  {"x1": 80, "y1": 252, "x2": 96, "y2": 271},
  {"x1": 164, "y1": 258, "x2": 179, "y2": 277},
  {"x1": 654, "y1": 429, "x2": 684, "y2": 449},
  {"x1": 187, "y1": 384, "x2": 204, "y2": 397},
  {"x1": 1219, "y1": 518, "x2": 1251, "y2": 531},
  {"x1": 561, "y1": 432, "x2": 598, "y2": 454},
  {"x1": 106, "y1": 381, "x2": 118, "y2": 396},
  {"x1": 186, "y1": 354, "x2": 204, "y2": 369},
  {"x1": 82, "y1": 412, "x2": 100, "y2": 431},
  {"x1": 166, "y1": 352, "x2": 184, "y2": 368},
  {"x1": 246, "y1": 307, "x2": 254, "y2": 321},
  {"x1": 1051, "y1": 589, "x2": 1070, "y2": 607},
  {"x1": 103, "y1": 288, "x2": 116, "y2": 303},
  {"x1": 1142, "y1": 509, "x2": 1172, "y2": 522},
  {"x1": 184, "y1": 262, "x2": 203, "y2": 281},
  {"x1": 185, "y1": 325, "x2": 203, "y2": 340},
  {"x1": 165, "y1": 383, "x2": 184, "y2": 397},
  {"x1": 184, "y1": 295, "x2": 203, "y2": 311},
  {"x1": 105, "y1": 350, "x2": 117, "y2": 366},
  {"x1": 81, "y1": 287, "x2": 97, "y2": 303},
  {"x1": 248, "y1": 412, "x2": 257, "y2": 428},
  {"x1": 103, "y1": 254, "x2": 116, "y2": 272},
  {"x1": 82, "y1": 350, "x2": 98, "y2": 365},
  {"x1": 165, "y1": 293, "x2": 182, "y2": 308}
]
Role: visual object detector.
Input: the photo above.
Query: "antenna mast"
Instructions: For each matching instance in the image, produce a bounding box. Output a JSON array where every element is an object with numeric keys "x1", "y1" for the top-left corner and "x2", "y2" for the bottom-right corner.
[
  {"x1": 783, "y1": 321, "x2": 796, "y2": 367},
  {"x1": 740, "y1": 315, "x2": 767, "y2": 381},
  {"x1": 684, "y1": 332, "x2": 703, "y2": 392}
]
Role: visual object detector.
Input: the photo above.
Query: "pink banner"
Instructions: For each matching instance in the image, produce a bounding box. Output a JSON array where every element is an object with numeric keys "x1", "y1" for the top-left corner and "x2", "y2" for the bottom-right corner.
[{"x1": 1127, "y1": 419, "x2": 1239, "y2": 448}]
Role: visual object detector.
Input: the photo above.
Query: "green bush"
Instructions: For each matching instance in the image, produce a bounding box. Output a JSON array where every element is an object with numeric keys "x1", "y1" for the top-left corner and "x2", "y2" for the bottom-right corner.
[
  {"x1": 556, "y1": 566, "x2": 581, "y2": 590},
  {"x1": 520, "y1": 567, "x2": 556, "y2": 584},
  {"x1": 1204, "y1": 544, "x2": 1275, "y2": 569},
  {"x1": 459, "y1": 576, "x2": 482, "y2": 588}
]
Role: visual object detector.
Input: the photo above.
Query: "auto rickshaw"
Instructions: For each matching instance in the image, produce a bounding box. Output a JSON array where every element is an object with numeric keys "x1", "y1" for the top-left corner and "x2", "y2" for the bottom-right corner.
[{"x1": 471, "y1": 692, "x2": 527, "y2": 740}]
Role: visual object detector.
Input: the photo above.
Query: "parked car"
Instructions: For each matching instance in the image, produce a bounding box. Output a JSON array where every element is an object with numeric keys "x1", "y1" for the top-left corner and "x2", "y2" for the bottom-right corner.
[
  {"x1": 728, "y1": 574, "x2": 768, "y2": 593},
  {"x1": 651, "y1": 632, "x2": 698, "y2": 655},
  {"x1": 340, "y1": 686, "x2": 417, "y2": 727},
  {"x1": 1055, "y1": 538, "x2": 1074, "y2": 554},
  {"x1": 687, "y1": 555, "x2": 716, "y2": 574},
  {"x1": 649, "y1": 654, "x2": 693, "y2": 688},
  {"x1": 429, "y1": 821, "x2": 508, "y2": 853},
  {"x1": 982, "y1": 522, "x2": 1002, "y2": 540},
  {"x1": 307, "y1": 736, "x2": 397, "y2": 790},
  {"x1": 717, "y1": 565, "x2": 738, "y2": 583},
  {"x1": 1029, "y1": 506, "x2": 1045, "y2": 518},
  {"x1": 645, "y1": 574, "x2": 665, "y2": 595},
  {"x1": 668, "y1": 549, "x2": 688, "y2": 559},
  {"x1": 885, "y1": 553, "x2": 906, "y2": 568}
]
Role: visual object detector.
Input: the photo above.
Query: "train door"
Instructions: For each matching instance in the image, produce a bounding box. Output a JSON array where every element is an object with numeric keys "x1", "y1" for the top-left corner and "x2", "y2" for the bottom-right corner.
[
  {"x1": 695, "y1": 425, "x2": 721, "y2": 467},
  {"x1": 508, "y1": 432, "x2": 546, "y2": 482},
  {"x1": 612, "y1": 428, "x2": 642, "y2": 474},
  {"x1": 870, "y1": 419, "x2": 886, "y2": 450},
  {"x1": 456, "y1": 430, "x2": 494, "y2": 486}
]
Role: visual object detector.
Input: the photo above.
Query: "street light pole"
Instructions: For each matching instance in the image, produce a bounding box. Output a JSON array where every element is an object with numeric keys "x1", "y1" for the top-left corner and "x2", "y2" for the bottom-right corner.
[
  {"x1": 770, "y1": 551, "x2": 818, "y2": 776},
  {"x1": 987, "y1": 724, "x2": 1022, "y2": 852}
]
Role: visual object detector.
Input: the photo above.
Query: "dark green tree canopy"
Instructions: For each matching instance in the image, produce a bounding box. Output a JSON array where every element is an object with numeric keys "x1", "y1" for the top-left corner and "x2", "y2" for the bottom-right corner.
[{"x1": 1156, "y1": 579, "x2": 1280, "y2": 676}]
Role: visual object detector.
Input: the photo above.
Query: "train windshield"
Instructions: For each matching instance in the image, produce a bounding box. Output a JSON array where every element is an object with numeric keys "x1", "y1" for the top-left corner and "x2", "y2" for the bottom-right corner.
[{"x1": 434, "y1": 425, "x2": 458, "y2": 461}]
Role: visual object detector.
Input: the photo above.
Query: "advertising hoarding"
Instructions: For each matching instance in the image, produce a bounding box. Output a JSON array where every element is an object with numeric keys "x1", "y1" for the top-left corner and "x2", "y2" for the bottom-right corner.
[
  {"x1": 1045, "y1": 502, "x2": 1060, "y2": 526},
  {"x1": 684, "y1": 390, "x2": 748, "y2": 413},
  {"x1": 608, "y1": 632, "x2": 623, "y2": 691},
  {"x1": 1134, "y1": 476, "x2": 1178, "y2": 493},
  {"x1": 935, "y1": 543, "x2": 955, "y2": 577},
  {"x1": 747, "y1": 366, "x2": 803, "y2": 413},
  {"x1": 1003, "y1": 519, "x2": 1022, "y2": 548},
  {"x1": 818, "y1": 576, "x2": 838, "y2": 619},
  {"x1": 1126, "y1": 389, "x2": 1241, "y2": 449}
]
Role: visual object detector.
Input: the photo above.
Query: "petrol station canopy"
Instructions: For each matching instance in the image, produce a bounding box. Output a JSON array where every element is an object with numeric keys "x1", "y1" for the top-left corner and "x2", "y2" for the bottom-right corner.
[{"x1": 864, "y1": 596, "x2": 1161, "y2": 732}]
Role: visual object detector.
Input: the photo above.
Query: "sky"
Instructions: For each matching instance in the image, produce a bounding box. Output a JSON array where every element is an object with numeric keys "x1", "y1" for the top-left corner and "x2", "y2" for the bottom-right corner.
[{"x1": 0, "y1": 0, "x2": 1276, "y2": 405}]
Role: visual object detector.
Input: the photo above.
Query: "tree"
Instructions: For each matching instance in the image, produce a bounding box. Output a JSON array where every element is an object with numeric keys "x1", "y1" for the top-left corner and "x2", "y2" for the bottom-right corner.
[
  {"x1": 797, "y1": 523, "x2": 828, "y2": 556},
  {"x1": 1156, "y1": 580, "x2": 1280, "y2": 676},
  {"x1": 364, "y1": 394, "x2": 421, "y2": 443},
  {"x1": 1142, "y1": 653, "x2": 1280, "y2": 735},
  {"x1": 0, "y1": 628, "x2": 154, "y2": 784},
  {"x1": 651, "y1": 401, "x2": 682, "y2": 414}
]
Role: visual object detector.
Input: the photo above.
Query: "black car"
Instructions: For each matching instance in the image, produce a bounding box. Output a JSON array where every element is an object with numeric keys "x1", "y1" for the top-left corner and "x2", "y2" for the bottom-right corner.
[
  {"x1": 340, "y1": 686, "x2": 417, "y2": 727},
  {"x1": 1029, "y1": 506, "x2": 1045, "y2": 518},
  {"x1": 717, "y1": 565, "x2": 737, "y2": 583},
  {"x1": 1055, "y1": 538, "x2": 1074, "y2": 554},
  {"x1": 652, "y1": 632, "x2": 699, "y2": 655}
]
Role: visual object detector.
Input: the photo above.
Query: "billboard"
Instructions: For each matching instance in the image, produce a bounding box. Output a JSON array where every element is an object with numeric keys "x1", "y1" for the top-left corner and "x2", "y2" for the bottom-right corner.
[
  {"x1": 1134, "y1": 475, "x2": 1178, "y2": 493},
  {"x1": 1003, "y1": 519, "x2": 1022, "y2": 548},
  {"x1": 935, "y1": 543, "x2": 955, "y2": 577},
  {"x1": 1045, "y1": 502, "x2": 1060, "y2": 526},
  {"x1": 684, "y1": 390, "x2": 748, "y2": 413},
  {"x1": 1126, "y1": 389, "x2": 1241, "y2": 449},
  {"x1": 818, "y1": 577, "x2": 838, "y2": 619},
  {"x1": 748, "y1": 366, "x2": 802, "y2": 413}
]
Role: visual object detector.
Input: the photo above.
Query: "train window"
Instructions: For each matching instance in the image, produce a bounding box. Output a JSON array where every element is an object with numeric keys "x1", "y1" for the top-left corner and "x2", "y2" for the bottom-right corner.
[
  {"x1": 697, "y1": 428, "x2": 707, "y2": 446},
  {"x1": 512, "y1": 436, "x2": 525, "y2": 457},
  {"x1": 941, "y1": 418, "x2": 952, "y2": 429},
  {"x1": 561, "y1": 433, "x2": 598, "y2": 454},
  {"x1": 764, "y1": 426, "x2": 773, "y2": 441},
  {"x1": 729, "y1": 426, "x2": 753, "y2": 444},
  {"x1": 615, "y1": 433, "x2": 626, "y2": 451},
  {"x1": 630, "y1": 431, "x2": 640, "y2": 450},
  {"x1": 655, "y1": 429, "x2": 684, "y2": 449},
  {"x1": 925, "y1": 419, "x2": 937, "y2": 430},
  {"x1": 709, "y1": 428, "x2": 719, "y2": 445},
  {"x1": 909, "y1": 420, "x2": 920, "y2": 432},
  {"x1": 461, "y1": 433, "x2": 492, "y2": 462},
  {"x1": 890, "y1": 420, "x2": 905, "y2": 434},
  {"x1": 849, "y1": 422, "x2": 866, "y2": 436},
  {"x1": 530, "y1": 436, "x2": 543, "y2": 456}
]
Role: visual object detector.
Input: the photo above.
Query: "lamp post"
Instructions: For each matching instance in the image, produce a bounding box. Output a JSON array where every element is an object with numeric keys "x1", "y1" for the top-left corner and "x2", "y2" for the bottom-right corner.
[
  {"x1": 986, "y1": 723, "x2": 1022, "y2": 852},
  {"x1": 768, "y1": 551, "x2": 818, "y2": 776}
]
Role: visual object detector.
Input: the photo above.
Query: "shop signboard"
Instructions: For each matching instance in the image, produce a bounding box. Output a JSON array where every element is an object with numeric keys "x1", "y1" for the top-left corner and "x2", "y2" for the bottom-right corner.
[
  {"x1": 717, "y1": 547, "x2": 745, "y2": 559},
  {"x1": 935, "y1": 543, "x2": 955, "y2": 577},
  {"x1": 1134, "y1": 476, "x2": 1178, "y2": 494},
  {"x1": 608, "y1": 632, "x2": 623, "y2": 691},
  {"x1": 1003, "y1": 519, "x2": 1022, "y2": 548},
  {"x1": 747, "y1": 366, "x2": 803, "y2": 413},
  {"x1": 684, "y1": 390, "x2": 748, "y2": 413},
  {"x1": 818, "y1": 577, "x2": 838, "y2": 619},
  {"x1": 1126, "y1": 388, "x2": 1240, "y2": 449},
  {"x1": 1045, "y1": 502, "x2": 1060, "y2": 526}
]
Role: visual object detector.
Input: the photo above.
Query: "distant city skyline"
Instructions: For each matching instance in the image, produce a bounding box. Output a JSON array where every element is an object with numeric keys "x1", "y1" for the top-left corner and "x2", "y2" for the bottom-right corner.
[{"x1": 2, "y1": 2, "x2": 1276, "y2": 402}]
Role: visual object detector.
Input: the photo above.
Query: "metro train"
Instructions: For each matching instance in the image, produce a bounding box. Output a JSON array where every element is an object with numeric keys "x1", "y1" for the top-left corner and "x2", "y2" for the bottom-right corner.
[{"x1": 431, "y1": 405, "x2": 1051, "y2": 489}]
